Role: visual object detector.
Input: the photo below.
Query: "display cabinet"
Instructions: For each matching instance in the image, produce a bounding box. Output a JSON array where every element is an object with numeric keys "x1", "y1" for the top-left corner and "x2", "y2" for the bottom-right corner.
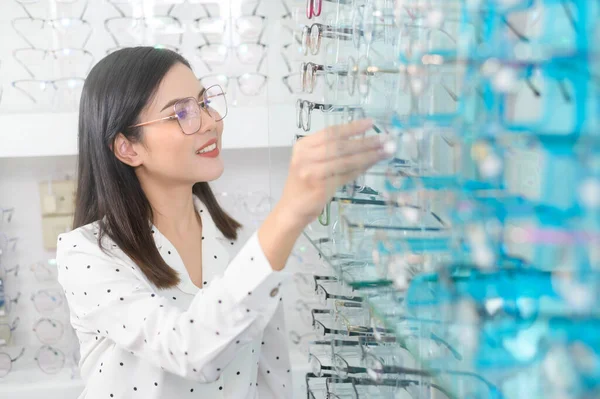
[{"x1": 288, "y1": 0, "x2": 600, "y2": 397}]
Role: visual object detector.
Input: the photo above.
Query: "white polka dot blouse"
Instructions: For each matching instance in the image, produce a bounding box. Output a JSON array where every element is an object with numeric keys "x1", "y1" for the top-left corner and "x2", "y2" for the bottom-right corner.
[{"x1": 56, "y1": 196, "x2": 292, "y2": 399}]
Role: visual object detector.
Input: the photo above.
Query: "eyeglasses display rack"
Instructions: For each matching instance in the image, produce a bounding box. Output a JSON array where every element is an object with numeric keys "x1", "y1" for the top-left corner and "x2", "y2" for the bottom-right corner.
[{"x1": 289, "y1": 0, "x2": 600, "y2": 398}]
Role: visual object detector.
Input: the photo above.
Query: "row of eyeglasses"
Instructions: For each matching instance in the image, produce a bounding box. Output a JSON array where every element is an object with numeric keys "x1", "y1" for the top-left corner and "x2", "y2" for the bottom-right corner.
[
  {"x1": 4, "y1": 0, "x2": 276, "y2": 110},
  {"x1": 291, "y1": 261, "x2": 505, "y2": 399},
  {"x1": 291, "y1": 0, "x2": 599, "y2": 132},
  {"x1": 0, "y1": 206, "x2": 80, "y2": 379},
  {"x1": 292, "y1": 0, "x2": 600, "y2": 397}
]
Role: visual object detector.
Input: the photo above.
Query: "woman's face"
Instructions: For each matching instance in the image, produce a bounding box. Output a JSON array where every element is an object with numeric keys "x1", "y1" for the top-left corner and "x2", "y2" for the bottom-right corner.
[{"x1": 133, "y1": 62, "x2": 224, "y2": 185}]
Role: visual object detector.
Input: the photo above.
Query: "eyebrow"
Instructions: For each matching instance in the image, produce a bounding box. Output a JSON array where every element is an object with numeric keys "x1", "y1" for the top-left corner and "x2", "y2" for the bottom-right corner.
[{"x1": 160, "y1": 87, "x2": 206, "y2": 112}]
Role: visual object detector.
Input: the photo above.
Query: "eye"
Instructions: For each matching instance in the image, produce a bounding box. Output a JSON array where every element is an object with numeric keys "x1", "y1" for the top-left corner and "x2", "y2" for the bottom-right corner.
[{"x1": 176, "y1": 109, "x2": 188, "y2": 119}]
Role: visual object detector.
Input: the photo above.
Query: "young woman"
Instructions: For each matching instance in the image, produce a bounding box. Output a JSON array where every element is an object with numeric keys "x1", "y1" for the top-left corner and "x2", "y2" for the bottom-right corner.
[{"x1": 56, "y1": 47, "x2": 390, "y2": 399}]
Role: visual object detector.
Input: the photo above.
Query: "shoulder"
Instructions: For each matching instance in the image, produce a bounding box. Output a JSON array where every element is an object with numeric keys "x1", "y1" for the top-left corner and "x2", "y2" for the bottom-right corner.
[
  {"x1": 56, "y1": 222, "x2": 154, "y2": 301},
  {"x1": 57, "y1": 221, "x2": 100, "y2": 249},
  {"x1": 57, "y1": 221, "x2": 114, "y2": 258},
  {"x1": 56, "y1": 221, "x2": 132, "y2": 274}
]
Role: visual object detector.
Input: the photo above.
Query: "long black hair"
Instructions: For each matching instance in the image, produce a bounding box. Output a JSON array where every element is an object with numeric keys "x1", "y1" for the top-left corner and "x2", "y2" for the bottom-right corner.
[{"x1": 74, "y1": 47, "x2": 241, "y2": 288}]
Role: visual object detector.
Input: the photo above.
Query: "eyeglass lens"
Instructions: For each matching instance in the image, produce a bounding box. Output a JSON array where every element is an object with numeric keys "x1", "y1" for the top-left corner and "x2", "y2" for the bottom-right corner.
[
  {"x1": 36, "y1": 346, "x2": 65, "y2": 374},
  {"x1": 34, "y1": 319, "x2": 64, "y2": 345},
  {"x1": 0, "y1": 353, "x2": 12, "y2": 377},
  {"x1": 174, "y1": 85, "x2": 227, "y2": 135}
]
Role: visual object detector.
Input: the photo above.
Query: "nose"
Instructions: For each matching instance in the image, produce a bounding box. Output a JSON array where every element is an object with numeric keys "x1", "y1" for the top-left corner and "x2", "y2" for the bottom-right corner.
[{"x1": 198, "y1": 108, "x2": 219, "y2": 136}]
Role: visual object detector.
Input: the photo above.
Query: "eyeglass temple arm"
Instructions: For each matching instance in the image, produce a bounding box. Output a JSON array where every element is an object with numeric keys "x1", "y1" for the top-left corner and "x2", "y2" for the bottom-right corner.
[
  {"x1": 130, "y1": 115, "x2": 177, "y2": 129},
  {"x1": 13, "y1": 50, "x2": 37, "y2": 79},
  {"x1": 317, "y1": 103, "x2": 360, "y2": 113},
  {"x1": 107, "y1": 1, "x2": 127, "y2": 17},
  {"x1": 320, "y1": 27, "x2": 353, "y2": 39},
  {"x1": 250, "y1": 0, "x2": 262, "y2": 16},
  {"x1": 11, "y1": 18, "x2": 37, "y2": 49},
  {"x1": 328, "y1": 293, "x2": 363, "y2": 302},
  {"x1": 198, "y1": 53, "x2": 215, "y2": 72},
  {"x1": 429, "y1": 332, "x2": 462, "y2": 360},
  {"x1": 77, "y1": 20, "x2": 93, "y2": 49},
  {"x1": 328, "y1": 375, "x2": 457, "y2": 398},
  {"x1": 10, "y1": 348, "x2": 26, "y2": 363},
  {"x1": 200, "y1": 4, "x2": 213, "y2": 18},
  {"x1": 344, "y1": 365, "x2": 368, "y2": 374},
  {"x1": 280, "y1": 0, "x2": 292, "y2": 18},
  {"x1": 11, "y1": 292, "x2": 21, "y2": 303},
  {"x1": 1, "y1": 208, "x2": 14, "y2": 223},
  {"x1": 311, "y1": 309, "x2": 332, "y2": 317},
  {"x1": 6, "y1": 264, "x2": 20, "y2": 276},
  {"x1": 104, "y1": 18, "x2": 123, "y2": 47},
  {"x1": 256, "y1": 49, "x2": 267, "y2": 73},
  {"x1": 131, "y1": 92, "x2": 225, "y2": 129},
  {"x1": 1, "y1": 235, "x2": 19, "y2": 251},
  {"x1": 315, "y1": 275, "x2": 337, "y2": 282},
  {"x1": 282, "y1": 75, "x2": 295, "y2": 93},
  {"x1": 166, "y1": 4, "x2": 176, "y2": 16}
]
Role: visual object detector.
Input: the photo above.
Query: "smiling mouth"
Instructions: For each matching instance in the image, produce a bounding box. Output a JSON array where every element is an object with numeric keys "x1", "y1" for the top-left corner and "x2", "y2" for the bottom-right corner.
[{"x1": 196, "y1": 142, "x2": 217, "y2": 154}]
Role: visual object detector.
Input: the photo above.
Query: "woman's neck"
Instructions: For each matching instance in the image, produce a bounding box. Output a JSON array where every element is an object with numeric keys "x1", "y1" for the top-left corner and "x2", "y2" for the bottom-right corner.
[{"x1": 140, "y1": 179, "x2": 199, "y2": 237}]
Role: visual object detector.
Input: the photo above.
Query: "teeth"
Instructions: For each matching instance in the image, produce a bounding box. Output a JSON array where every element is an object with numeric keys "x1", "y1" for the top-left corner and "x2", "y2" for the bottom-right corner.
[{"x1": 197, "y1": 143, "x2": 217, "y2": 154}]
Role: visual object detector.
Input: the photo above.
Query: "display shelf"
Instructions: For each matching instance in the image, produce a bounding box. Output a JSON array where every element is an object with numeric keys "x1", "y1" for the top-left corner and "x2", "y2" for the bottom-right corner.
[
  {"x1": 291, "y1": 0, "x2": 600, "y2": 395},
  {"x1": 302, "y1": 208, "x2": 515, "y2": 398},
  {"x1": 303, "y1": 221, "x2": 543, "y2": 399},
  {"x1": 301, "y1": 227, "x2": 467, "y2": 398}
]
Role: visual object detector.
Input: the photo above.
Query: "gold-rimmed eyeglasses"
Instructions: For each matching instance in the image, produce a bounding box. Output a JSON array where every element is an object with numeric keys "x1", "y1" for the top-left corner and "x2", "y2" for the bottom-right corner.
[{"x1": 128, "y1": 85, "x2": 227, "y2": 135}]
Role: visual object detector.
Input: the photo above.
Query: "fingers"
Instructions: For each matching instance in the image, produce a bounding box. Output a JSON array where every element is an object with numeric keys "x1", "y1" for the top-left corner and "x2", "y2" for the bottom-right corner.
[
  {"x1": 306, "y1": 134, "x2": 386, "y2": 163},
  {"x1": 308, "y1": 146, "x2": 388, "y2": 180},
  {"x1": 303, "y1": 119, "x2": 374, "y2": 147}
]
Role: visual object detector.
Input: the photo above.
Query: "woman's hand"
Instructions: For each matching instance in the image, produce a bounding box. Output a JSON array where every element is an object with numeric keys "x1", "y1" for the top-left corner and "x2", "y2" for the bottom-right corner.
[
  {"x1": 259, "y1": 119, "x2": 392, "y2": 271},
  {"x1": 277, "y1": 119, "x2": 392, "y2": 229}
]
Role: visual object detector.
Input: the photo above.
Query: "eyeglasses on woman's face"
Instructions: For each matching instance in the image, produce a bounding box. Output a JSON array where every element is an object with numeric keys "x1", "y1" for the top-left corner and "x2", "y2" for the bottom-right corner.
[{"x1": 129, "y1": 84, "x2": 228, "y2": 135}]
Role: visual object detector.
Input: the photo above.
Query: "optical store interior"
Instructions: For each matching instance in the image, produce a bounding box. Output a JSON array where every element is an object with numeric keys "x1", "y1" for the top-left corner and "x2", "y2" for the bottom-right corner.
[{"x1": 0, "y1": 0, "x2": 599, "y2": 398}]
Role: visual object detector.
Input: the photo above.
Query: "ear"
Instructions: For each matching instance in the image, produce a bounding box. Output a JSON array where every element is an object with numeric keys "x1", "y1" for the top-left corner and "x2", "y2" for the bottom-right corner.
[{"x1": 113, "y1": 133, "x2": 144, "y2": 167}]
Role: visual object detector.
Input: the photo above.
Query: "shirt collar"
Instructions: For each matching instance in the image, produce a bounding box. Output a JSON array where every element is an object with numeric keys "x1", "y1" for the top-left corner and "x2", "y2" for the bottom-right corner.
[{"x1": 151, "y1": 195, "x2": 227, "y2": 294}]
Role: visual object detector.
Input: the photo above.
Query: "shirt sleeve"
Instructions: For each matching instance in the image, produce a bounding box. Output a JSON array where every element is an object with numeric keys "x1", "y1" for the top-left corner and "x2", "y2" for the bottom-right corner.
[
  {"x1": 57, "y1": 227, "x2": 286, "y2": 384},
  {"x1": 256, "y1": 301, "x2": 294, "y2": 398}
]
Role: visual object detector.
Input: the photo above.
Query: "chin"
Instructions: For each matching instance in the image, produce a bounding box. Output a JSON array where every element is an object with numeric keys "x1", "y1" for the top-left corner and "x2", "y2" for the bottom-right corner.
[{"x1": 197, "y1": 161, "x2": 225, "y2": 182}]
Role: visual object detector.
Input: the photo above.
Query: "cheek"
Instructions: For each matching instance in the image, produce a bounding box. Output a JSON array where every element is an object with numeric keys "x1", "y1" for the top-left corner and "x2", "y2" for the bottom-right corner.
[{"x1": 143, "y1": 127, "x2": 192, "y2": 166}]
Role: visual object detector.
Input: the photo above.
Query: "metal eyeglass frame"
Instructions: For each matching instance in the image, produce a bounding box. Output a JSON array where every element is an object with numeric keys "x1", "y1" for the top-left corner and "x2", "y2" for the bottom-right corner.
[
  {"x1": 294, "y1": 273, "x2": 338, "y2": 296},
  {"x1": 104, "y1": 15, "x2": 184, "y2": 48},
  {"x1": 296, "y1": 99, "x2": 362, "y2": 131},
  {"x1": 0, "y1": 347, "x2": 25, "y2": 378},
  {"x1": 13, "y1": 47, "x2": 94, "y2": 80},
  {"x1": 301, "y1": 22, "x2": 353, "y2": 55},
  {"x1": 0, "y1": 264, "x2": 20, "y2": 280},
  {"x1": 33, "y1": 317, "x2": 66, "y2": 345},
  {"x1": 0, "y1": 233, "x2": 19, "y2": 256},
  {"x1": 199, "y1": 74, "x2": 267, "y2": 97},
  {"x1": 196, "y1": 43, "x2": 268, "y2": 73},
  {"x1": 0, "y1": 317, "x2": 20, "y2": 346},
  {"x1": 30, "y1": 288, "x2": 64, "y2": 314},
  {"x1": 315, "y1": 284, "x2": 363, "y2": 305},
  {"x1": 0, "y1": 207, "x2": 14, "y2": 224},
  {"x1": 128, "y1": 85, "x2": 227, "y2": 134},
  {"x1": 11, "y1": 78, "x2": 85, "y2": 105},
  {"x1": 193, "y1": 10, "x2": 267, "y2": 44},
  {"x1": 11, "y1": 17, "x2": 92, "y2": 49}
]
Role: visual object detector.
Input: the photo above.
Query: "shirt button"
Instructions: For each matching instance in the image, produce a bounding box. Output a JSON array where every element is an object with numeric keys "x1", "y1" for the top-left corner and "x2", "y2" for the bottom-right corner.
[{"x1": 269, "y1": 288, "x2": 279, "y2": 297}]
